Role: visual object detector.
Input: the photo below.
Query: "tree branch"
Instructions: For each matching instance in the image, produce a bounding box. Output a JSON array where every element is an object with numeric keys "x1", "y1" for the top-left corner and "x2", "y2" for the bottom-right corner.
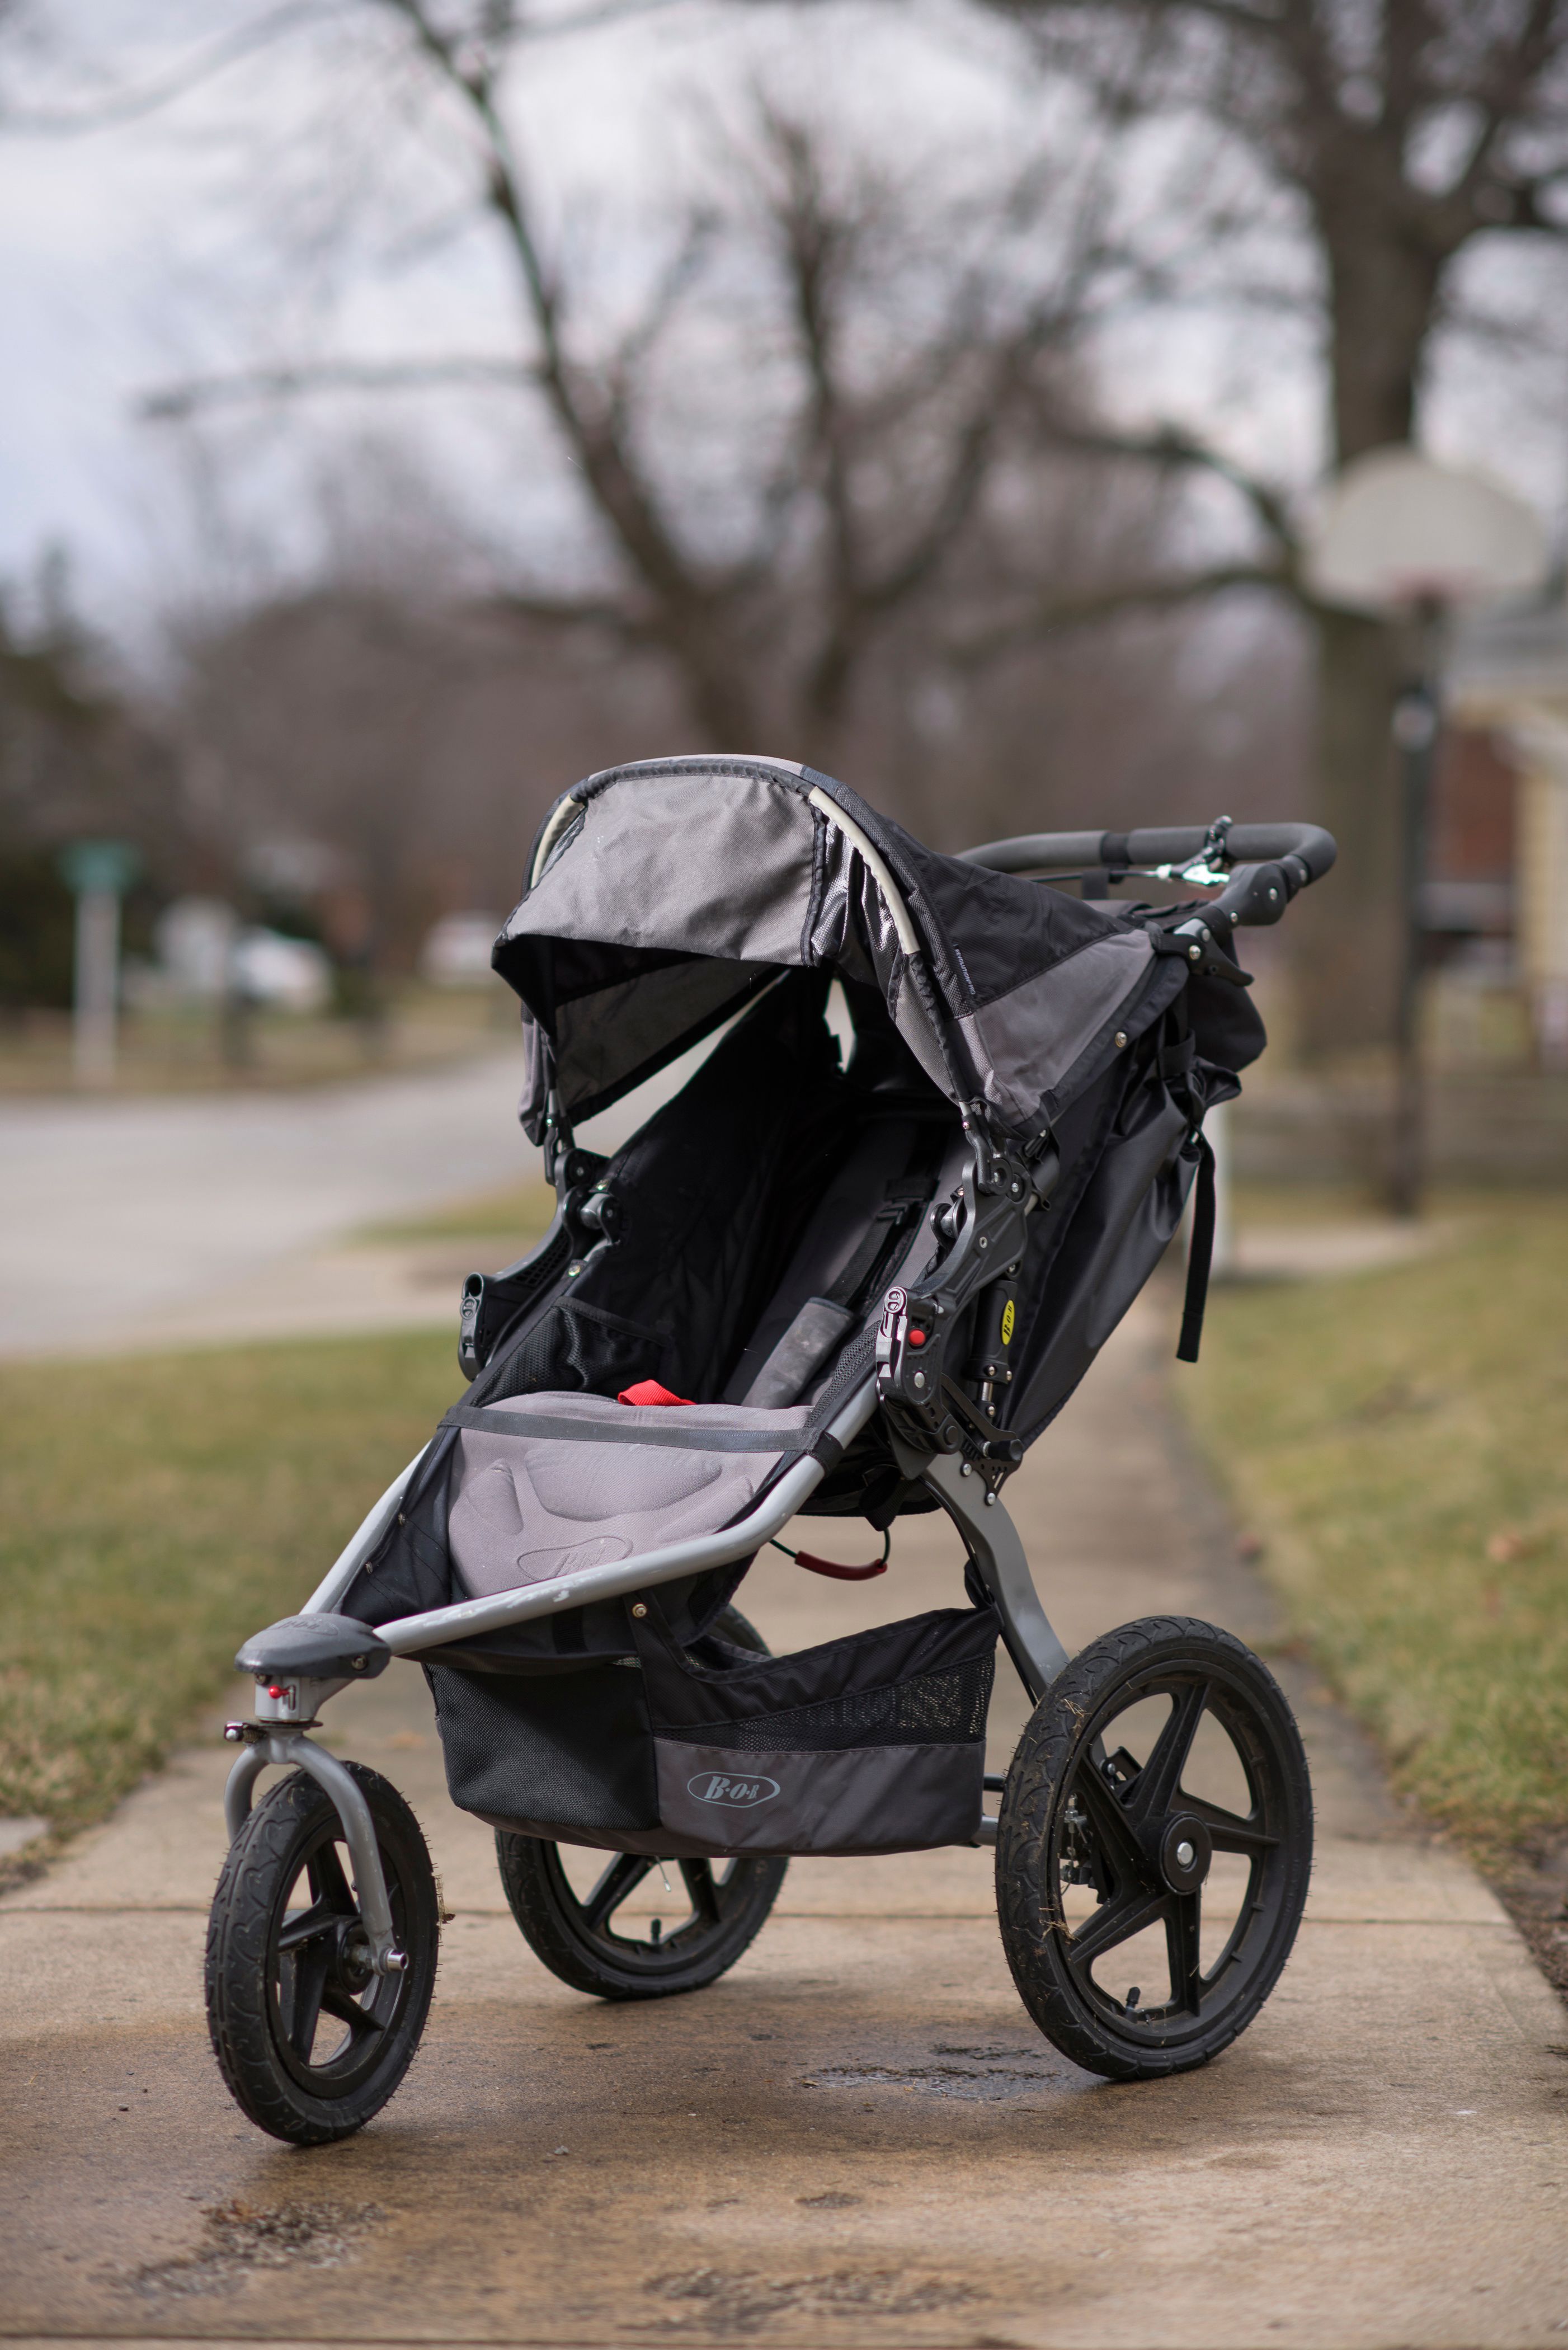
[
  {"x1": 1, "y1": 3, "x2": 319, "y2": 134},
  {"x1": 137, "y1": 356, "x2": 533, "y2": 422},
  {"x1": 948, "y1": 558, "x2": 1297, "y2": 667},
  {"x1": 1028, "y1": 407, "x2": 1302, "y2": 558},
  {"x1": 482, "y1": 590, "x2": 650, "y2": 639},
  {"x1": 378, "y1": 0, "x2": 757, "y2": 741}
]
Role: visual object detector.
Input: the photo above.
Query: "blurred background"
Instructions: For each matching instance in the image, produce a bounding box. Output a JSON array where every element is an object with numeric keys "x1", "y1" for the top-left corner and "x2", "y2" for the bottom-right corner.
[
  {"x1": 3, "y1": 0, "x2": 1568, "y2": 1143},
  {"x1": 3, "y1": 2, "x2": 1568, "y2": 1968}
]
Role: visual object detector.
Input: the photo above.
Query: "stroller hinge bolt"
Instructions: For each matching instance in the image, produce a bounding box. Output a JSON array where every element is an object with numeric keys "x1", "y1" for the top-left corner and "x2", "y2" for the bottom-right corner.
[{"x1": 631, "y1": 1602, "x2": 648, "y2": 1618}]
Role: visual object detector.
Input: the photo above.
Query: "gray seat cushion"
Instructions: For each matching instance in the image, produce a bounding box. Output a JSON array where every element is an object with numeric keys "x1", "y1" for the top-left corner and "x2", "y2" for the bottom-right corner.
[{"x1": 443, "y1": 1393, "x2": 813, "y2": 1601}]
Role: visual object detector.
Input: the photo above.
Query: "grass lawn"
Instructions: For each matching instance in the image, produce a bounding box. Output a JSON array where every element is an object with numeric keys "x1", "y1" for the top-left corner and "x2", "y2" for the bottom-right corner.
[
  {"x1": 1182, "y1": 1199, "x2": 1568, "y2": 1864},
  {"x1": 0, "y1": 1329, "x2": 458, "y2": 1841}
]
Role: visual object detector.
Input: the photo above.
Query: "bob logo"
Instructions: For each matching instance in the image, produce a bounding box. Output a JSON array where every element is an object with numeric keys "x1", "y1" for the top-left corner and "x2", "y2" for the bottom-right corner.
[
  {"x1": 687, "y1": 1771, "x2": 780, "y2": 1809},
  {"x1": 1000, "y1": 1299, "x2": 1015, "y2": 1346}
]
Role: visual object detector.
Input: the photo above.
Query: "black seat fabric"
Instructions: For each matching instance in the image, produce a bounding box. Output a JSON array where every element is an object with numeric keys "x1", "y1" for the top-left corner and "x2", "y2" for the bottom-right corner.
[{"x1": 722, "y1": 1109, "x2": 957, "y2": 1407}]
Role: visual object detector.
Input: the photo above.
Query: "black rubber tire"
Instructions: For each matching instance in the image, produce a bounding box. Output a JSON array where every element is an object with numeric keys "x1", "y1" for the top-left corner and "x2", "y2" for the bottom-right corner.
[
  {"x1": 996, "y1": 1616, "x2": 1312, "y2": 2082},
  {"x1": 206, "y1": 1762, "x2": 439, "y2": 2145},
  {"x1": 495, "y1": 1603, "x2": 788, "y2": 2000}
]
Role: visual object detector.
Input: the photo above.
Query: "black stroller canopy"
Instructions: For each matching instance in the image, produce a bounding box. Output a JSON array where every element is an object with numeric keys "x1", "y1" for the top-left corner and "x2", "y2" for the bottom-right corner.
[{"x1": 495, "y1": 756, "x2": 1176, "y2": 1141}]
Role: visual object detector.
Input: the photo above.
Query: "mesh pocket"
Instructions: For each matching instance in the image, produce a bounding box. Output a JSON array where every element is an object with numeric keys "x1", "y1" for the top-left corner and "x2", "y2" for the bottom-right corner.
[
  {"x1": 680, "y1": 1654, "x2": 993, "y2": 1752},
  {"x1": 425, "y1": 1658, "x2": 657, "y2": 1833},
  {"x1": 635, "y1": 1601, "x2": 998, "y2": 1856}
]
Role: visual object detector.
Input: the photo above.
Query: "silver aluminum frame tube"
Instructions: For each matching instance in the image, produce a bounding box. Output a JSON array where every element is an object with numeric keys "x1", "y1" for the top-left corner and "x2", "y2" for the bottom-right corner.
[
  {"x1": 304, "y1": 1444, "x2": 431, "y2": 1616},
  {"x1": 374, "y1": 1380, "x2": 880, "y2": 1658}
]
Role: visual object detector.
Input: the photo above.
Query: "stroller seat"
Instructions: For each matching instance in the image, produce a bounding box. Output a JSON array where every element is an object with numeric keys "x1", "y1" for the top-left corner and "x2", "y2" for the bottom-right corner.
[
  {"x1": 443, "y1": 1104, "x2": 963, "y2": 1608},
  {"x1": 444, "y1": 1393, "x2": 816, "y2": 1601}
]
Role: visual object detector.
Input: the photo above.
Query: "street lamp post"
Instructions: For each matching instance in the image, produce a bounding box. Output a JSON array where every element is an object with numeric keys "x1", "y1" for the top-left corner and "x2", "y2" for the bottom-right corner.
[{"x1": 1388, "y1": 622, "x2": 1442, "y2": 1219}]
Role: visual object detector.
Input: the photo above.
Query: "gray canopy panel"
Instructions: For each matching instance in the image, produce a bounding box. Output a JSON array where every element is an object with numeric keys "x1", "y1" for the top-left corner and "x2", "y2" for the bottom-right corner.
[{"x1": 494, "y1": 756, "x2": 1178, "y2": 1142}]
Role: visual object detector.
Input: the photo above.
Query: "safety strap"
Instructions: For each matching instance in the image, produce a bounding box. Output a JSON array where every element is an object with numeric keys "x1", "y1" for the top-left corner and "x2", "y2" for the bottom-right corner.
[{"x1": 1175, "y1": 1133, "x2": 1216, "y2": 1365}]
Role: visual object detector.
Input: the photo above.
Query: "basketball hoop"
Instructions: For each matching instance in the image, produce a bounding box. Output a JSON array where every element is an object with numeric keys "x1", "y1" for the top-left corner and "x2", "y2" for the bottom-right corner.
[{"x1": 1303, "y1": 448, "x2": 1548, "y2": 618}]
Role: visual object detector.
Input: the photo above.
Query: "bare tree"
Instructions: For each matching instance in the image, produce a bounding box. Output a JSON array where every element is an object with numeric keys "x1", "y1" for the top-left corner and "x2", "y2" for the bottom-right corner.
[
  {"x1": 124, "y1": 1, "x2": 1204, "y2": 781},
  {"x1": 981, "y1": 0, "x2": 1568, "y2": 1050},
  {"x1": 13, "y1": 4, "x2": 1306, "y2": 904}
]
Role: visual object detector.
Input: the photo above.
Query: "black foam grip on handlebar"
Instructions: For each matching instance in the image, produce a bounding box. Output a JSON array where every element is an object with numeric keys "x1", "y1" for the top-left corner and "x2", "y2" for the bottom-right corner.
[
  {"x1": 959, "y1": 821, "x2": 1338, "y2": 886},
  {"x1": 1220, "y1": 824, "x2": 1336, "y2": 882}
]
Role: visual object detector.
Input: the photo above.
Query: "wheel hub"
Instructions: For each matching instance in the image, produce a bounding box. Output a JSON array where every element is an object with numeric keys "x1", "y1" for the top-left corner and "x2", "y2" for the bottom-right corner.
[
  {"x1": 1158, "y1": 1813, "x2": 1212, "y2": 1895},
  {"x1": 335, "y1": 1924, "x2": 374, "y2": 1994}
]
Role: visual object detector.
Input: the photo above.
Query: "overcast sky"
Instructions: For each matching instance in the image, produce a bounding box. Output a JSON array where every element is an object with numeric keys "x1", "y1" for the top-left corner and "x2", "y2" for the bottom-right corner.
[{"x1": 4, "y1": 0, "x2": 1566, "y2": 656}]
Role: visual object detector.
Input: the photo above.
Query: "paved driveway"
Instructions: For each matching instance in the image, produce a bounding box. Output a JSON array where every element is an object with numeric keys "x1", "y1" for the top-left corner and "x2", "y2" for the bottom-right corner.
[{"x1": 0, "y1": 1056, "x2": 532, "y2": 1357}]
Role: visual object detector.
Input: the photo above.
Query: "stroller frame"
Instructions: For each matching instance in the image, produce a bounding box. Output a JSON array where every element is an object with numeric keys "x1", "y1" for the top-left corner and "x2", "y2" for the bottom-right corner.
[
  {"x1": 222, "y1": 1165, "x2": 1071, "y2": 1968},
  {"x1": 211, "y1": 801, "x2": 1332, "y2": 2126}
]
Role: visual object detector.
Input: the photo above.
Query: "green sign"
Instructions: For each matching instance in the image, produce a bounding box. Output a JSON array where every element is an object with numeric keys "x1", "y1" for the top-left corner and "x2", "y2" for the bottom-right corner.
[{"x1": 58, "y1": 839, "x2": 141, "y2": 896}]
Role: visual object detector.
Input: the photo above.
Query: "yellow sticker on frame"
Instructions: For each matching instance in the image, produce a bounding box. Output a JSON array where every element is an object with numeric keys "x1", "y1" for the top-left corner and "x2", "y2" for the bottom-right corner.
[{"x1": 1000, "y1": 1299, "x2": 1015, "y2": 1346}]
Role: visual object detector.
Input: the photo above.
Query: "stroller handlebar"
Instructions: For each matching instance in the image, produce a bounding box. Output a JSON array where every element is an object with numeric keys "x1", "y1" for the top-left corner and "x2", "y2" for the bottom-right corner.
[{"x1": 958, "y1": 820, "x2": 1336, "y2": 928}]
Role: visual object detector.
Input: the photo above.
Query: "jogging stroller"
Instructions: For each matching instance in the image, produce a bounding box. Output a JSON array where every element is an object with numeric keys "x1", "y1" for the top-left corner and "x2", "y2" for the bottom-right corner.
[{"x1": 206, "y1": 755, "x2": 1335, "y2": 2145}]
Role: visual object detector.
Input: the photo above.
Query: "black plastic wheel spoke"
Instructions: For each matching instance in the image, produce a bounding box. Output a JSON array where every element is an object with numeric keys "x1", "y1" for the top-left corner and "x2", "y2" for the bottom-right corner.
[
  {"x1": 1129, "y1": 1679, "x2": 1209, "y2": 1828},
  {"x1": 581, "y1": 1851, "x2": 656, "y2": 1934},
  {"x1": 1166, "y1": 1891, "x2": 1204, "y2": 2016},
  {"x1": 279, "y1": 1941, "x2": 331, "y2": 2057},
  {"x1": 308, "y1": 1840, "x2": 355, "y2": 1916},
  {"x1": 1183, "y1": 1792, "x2": 1278, "y2": 1857},
  {"x1": 679, "y1": 1858, "x2": 723, "y2": 1926},
  {"x1": 320, "y1": 1981, "x2": 386, "y2": 2041},
  {"x1": 277, "y1": 1899, "x2": 340, "y2": 1954},
  {"x1": 1071, "y1": 1757, "x2": 1147, "y2": 1879},
  {"x1": 1066, "y1": 1884, "x2": 1169, "y2": 1977}
]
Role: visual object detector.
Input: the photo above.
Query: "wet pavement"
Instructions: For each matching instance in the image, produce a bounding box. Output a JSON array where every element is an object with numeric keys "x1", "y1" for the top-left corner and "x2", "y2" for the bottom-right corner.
[{"x1": 3, "y1": 1296, "x2": 1566, "y2": 2347}]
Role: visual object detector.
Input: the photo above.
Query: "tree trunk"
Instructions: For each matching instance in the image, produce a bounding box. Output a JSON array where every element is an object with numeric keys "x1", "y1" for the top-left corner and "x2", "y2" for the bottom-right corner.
[
  {"x1": 1296, "y1": 604, "x2": 1405, "y2": 1055},
  {"x1": 1294, "y1": 206, "x2": 1444, "y2": 1058}
]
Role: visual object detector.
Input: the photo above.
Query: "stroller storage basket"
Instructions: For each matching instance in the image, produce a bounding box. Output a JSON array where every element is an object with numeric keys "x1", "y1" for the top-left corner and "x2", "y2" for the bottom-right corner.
[{"x1": 428, "y1": 1603, "x2": 999, "y2": 1860}]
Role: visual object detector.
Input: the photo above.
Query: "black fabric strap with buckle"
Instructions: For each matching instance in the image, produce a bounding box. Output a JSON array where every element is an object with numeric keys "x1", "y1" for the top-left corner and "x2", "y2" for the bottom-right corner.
[{"x1": 1175, "y1": 1133, "x2": 1217, "y2": 1365}]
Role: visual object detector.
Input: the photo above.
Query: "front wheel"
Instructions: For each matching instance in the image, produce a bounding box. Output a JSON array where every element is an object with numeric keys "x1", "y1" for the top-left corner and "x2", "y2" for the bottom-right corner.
[
  {"x1": 205, "y1": 1762, "x2": 438, "y2": 2144},
  {"x1": 996, "y1": 1616, "x2": 1312, "y2": 2081}
]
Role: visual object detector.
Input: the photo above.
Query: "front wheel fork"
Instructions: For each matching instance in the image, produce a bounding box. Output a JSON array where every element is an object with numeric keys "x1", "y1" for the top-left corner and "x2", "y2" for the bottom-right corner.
[{"x1": 222, "y1": 1727, "x2": 407, "y2": 1976}]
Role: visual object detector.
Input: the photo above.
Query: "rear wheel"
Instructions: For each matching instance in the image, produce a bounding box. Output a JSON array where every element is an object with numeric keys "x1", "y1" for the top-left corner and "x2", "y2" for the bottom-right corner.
[
  {"x1": 995, "y1": 1616, "x2": 1311, "y2": 2081},
  {"x1": 205, "y1": 1763, "x2": 438, "y2": 2144},
  {"x1": 496, "y1": 1604, "x2": 788, "y2": 2000}
]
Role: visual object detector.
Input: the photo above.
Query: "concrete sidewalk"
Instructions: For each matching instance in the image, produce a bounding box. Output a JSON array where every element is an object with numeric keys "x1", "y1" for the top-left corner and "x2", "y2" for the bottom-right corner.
[{"x1": 3, "y1": 1298, "x2": 1565, "y2": 2348}]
